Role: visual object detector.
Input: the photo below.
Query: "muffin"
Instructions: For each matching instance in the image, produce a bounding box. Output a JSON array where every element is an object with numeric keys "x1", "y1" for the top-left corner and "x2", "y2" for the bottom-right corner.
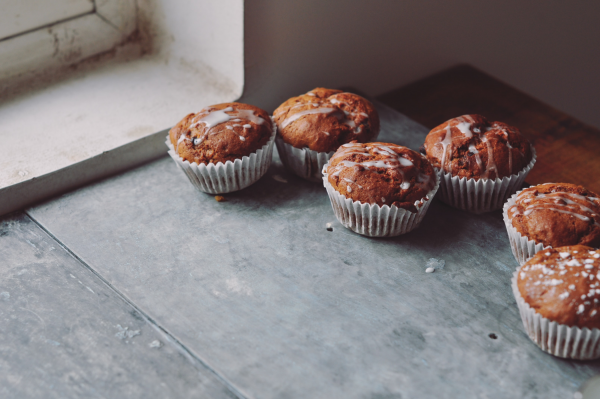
[
  {"x1": 273, "y1": 88, "x2": 380, "y2": 181},
  {"x1": 423, "y1": 114, "x2": 536, "y2": 213},
  {"x1": 166, "y1": 102, "x2": 276, "y2": 194},
  {"x1": 512, "y1": 245, "x2": 600, "y2": 359},
  {"x1": 322, "y1": 142, "x2": 439, "y2": 237},
  {"x1": 504, "y1": 183, "x2": 600, "y2": 265}
]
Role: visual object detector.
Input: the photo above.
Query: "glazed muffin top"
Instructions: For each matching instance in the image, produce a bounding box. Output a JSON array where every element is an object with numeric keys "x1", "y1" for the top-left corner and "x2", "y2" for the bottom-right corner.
[
  {"x1": 325, "y1": 142, "x2": 436, "y2": 213},
  {"x1": 423, "y1": 114, "x2": 533, "y2": 180},
  {"x1": 169, "y1": 102, "x2": 273, "y2": 165},
  {"x1": 507, "y1": 183, "x2": 600, "y2": 248},
  {"x1": 273, "y1": 88, "x2": 380, "y2": 153},
  {"x1": 517, "y1": 245, "x2": 600, "y2": 329}
]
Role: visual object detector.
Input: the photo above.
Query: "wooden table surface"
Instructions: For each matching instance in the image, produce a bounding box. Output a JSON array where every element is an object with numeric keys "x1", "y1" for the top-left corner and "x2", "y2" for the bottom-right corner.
[{"x1": 378, "y1": 64, "x2": 600, "y2": 194}]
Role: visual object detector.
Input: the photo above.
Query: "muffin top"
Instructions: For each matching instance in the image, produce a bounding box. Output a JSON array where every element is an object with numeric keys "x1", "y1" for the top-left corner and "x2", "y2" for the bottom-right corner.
[
  {"x1": 517, "y1": 245, "x2": 600, "y2": 329},
  {"x1": 508, "y1": 183, "x2": 600, "y2": 248},
  {"x1": 169, "y1": 102, "x2": 273, "y2": 165},
  {"x1": 423, "y1": 114, "x2": 532, "y2": 180},
  {"x1": 273, "y1": 88, "x2": 380, "y2": 153},
  {"x1": 325, "y1": 142, "x2": 436, "y2": 213}
]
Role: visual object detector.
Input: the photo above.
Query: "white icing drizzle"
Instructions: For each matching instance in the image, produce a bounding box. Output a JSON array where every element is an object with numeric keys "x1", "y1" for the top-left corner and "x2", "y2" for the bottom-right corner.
[
  {"x1": 329, "y1": 143, "x2": 434, "y2": 193},
  {"x1": 439, "y1": 124, "x2": 452, "y2": 172},
  {"x1": 510, "y1": 190, "x2": 600, "y2": 226},
  {"x1": 190, "y1": 106, "x2": 234, "y2": 130},
  {"x1": 279, "y1": 92, "x2": 370, "y2": 135},
  {"x1": 342, "y1": 178, "x2": 363, "y2": 189},
  {"x1": 468, "y1": 144, "x2": 483, "y2": 171},
  {"x1": 281, "y1": 107, "x2": 337, "y2": 128},
  {"x1": 176, "y1": 133, "x2": 189, "y2": 151},
  {"x1": 239, "y1": 136, "x2": 246, "y2": 141},
  {"x1": 456, "y1": 120, "x2": 473, "y2": 138},
  {"x1": 480, "y1": 136, "x2": 497, "y2": 179},
  {"x1": 186, "y1": 106, "x2": 266, "y2": 146},
  {"x1": 434, "y1": 115, "x2": 519, "y2": 178}
]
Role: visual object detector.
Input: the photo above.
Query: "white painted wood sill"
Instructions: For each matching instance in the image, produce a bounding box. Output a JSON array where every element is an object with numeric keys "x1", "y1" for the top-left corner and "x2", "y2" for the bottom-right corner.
[{"x1": 0, "y1": 0, "x2": 244, "y2": 216}]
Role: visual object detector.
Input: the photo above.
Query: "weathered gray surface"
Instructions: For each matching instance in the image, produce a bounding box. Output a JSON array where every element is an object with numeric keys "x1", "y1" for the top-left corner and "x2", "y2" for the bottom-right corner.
[
  {"x1": 27, "y1": 103, "x2": 600, "y2": 398},
  {"x1": 0, "y1": 213, "x2": 239, "y2": 399}
]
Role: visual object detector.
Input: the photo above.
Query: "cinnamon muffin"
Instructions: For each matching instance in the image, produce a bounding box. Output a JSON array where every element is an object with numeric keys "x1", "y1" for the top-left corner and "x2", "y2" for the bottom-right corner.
[
  {"x1": 507, "y1": 183, "x2": 600, "y2": 248},
  {"x1": 423, "y1": 114, "x2": 533, "y2": 179},
  {"x1": 273, "y1": 88, "x2": 380, "y2": 153},
  {"x1": 169, "y1": 102, "x2": 273, "y2": 165},
  {"x1": 325, "y1": 142, "x2": 436, "y2": 213},
  {"x1": 513, "y1": 245, "x2": 600, "y2": 358}
]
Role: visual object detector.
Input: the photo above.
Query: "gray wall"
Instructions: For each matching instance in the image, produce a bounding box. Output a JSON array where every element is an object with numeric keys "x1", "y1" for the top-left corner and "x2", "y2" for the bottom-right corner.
[{"x1": 243, "y1": 0, "x2": 600, "y2": 128}]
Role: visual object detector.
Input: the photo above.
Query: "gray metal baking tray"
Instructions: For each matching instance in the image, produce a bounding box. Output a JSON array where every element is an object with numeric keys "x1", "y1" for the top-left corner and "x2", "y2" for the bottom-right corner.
[{"x1": 25, "y1": 101, "x2": 600, "y2": 398}]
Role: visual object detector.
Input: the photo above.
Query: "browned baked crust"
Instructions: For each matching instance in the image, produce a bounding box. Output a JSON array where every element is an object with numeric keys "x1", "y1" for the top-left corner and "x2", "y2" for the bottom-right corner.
[
  {"x1": 273, "y1": 88, "x2": 380, "y2": 153},
  {"x1": 325, "y1": 142, "x2": 436, "y2": 213},
  {"x1": 169, "y1": 102, "x2": 272, "y2": 165},
  {"x1": 508, "y1": 183, "x2": 600, "y2": 248},
  {"x1": 423, "y1": 114, "x2": 532, "y2": 179},
  {"x1": 518, "y1": 245, "x2": 600, "y2": 329}
]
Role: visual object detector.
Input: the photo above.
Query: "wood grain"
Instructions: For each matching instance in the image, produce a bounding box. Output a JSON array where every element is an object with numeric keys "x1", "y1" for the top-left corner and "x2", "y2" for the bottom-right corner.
[{"x1": 377, "y1": 64, "x2": 600, "y2": 194}]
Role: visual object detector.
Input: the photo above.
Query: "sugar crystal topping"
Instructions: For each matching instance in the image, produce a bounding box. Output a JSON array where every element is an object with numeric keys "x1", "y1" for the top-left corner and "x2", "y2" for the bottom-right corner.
[{"x1": 520, "y1": 248, "x2": 600, "y2": 311}]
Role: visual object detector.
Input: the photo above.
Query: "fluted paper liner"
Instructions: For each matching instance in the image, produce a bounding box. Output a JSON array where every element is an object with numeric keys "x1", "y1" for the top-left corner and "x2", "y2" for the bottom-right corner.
[
  {"x1": 275, "y1": 137, "x2": 335, "y2": 182},
  {"x1": 512, "y1": 270, "x2": 600, "y2": 359},
  {"x1": 503, "y1": 187, "x2": 550, "y2": 266},
  {"x1": 438, "y1": 148, "x2": 536, "y2": 213},
  {"x1": 322, "y1": 166, "x2": 440, "y2": 237},
  {"x1": 275, "y1": 125, "x2": 380, "y2": 182},
  {"x1": 165, "y1": 120, "x2": 276, "y2": 194}
]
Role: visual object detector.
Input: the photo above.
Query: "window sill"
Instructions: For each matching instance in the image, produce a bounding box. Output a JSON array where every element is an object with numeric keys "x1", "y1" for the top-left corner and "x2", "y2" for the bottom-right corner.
[{"x1": 0, "y1": 0, "x2": 244, "y2": 216}]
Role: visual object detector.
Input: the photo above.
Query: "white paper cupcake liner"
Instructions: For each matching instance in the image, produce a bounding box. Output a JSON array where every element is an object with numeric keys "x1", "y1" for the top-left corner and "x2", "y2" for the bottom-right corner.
[
  {"x1": 321, "y1": 166, "x2": 440, "y2": 237},
  {"x1": 438, "y1": 148, "x2": 536, "y2": 214},
  {"x1": 165, "y1": 120, "x2": 276, "y2": 194},
  {"x1": 275, "y1": 137, "x2": 334, "y2": 182},
  {"x1": 512, "y1": 270, "x2": 600, "y2": 359},
  {"x1": 503, "y1": 187, "x2": 550, "y2": 266}
]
